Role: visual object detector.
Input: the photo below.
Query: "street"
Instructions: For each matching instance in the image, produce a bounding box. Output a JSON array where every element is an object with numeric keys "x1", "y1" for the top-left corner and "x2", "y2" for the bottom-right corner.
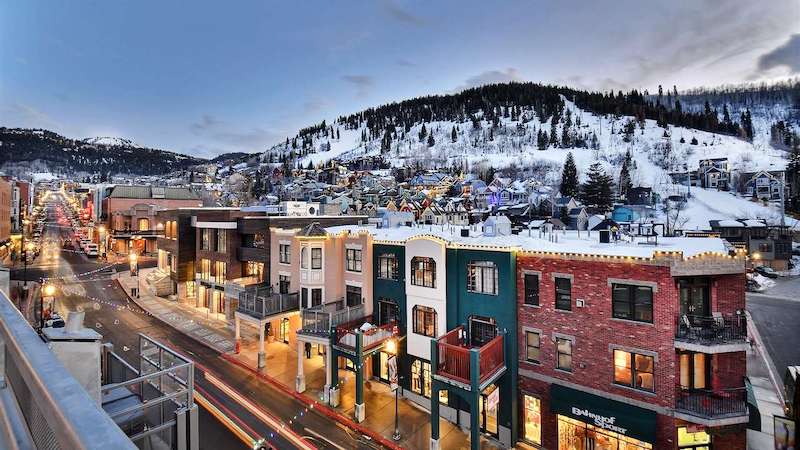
[
  {"x1": 16, "y1": 197, "x2": 386, "y2": 450},
  {"x1": 747, "y1": 276, "x2": 800, "y2": 392}
]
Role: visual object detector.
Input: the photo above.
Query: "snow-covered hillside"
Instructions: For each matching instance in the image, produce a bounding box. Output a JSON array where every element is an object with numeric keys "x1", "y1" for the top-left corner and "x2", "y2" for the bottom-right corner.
[{"x1": 83, "y1": 136, "x2": 141, "y2": 147}]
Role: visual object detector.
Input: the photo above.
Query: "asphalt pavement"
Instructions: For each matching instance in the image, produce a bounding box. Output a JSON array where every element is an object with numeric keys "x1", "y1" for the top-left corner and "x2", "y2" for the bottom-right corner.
[{"x1": 20, "y1": 198, "x2": 385, "y2": 450}]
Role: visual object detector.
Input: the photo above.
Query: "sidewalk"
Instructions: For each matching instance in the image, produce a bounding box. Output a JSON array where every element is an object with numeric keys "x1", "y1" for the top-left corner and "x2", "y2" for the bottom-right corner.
[
  {"x1": 118, "y1": 268, "x2": 492, "y2": 449},
  {"x1": 747, "y1": 314, "x2": 788, "y2": 450}
]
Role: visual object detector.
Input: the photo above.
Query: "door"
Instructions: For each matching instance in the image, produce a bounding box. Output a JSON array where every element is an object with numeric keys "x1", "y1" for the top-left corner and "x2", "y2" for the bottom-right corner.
[
  {"x1": 679, "y1": 278, "x2": 709, "y2": 317},
  {"x1": 301, "y1": 288, "x2": 308, "y2": 308},
  {"x1": 379, "y1": 351, "x2": 390, "y2": 382},
  {"x1": 479, "y1": 384, "x2": 499, "y2": 437},
  {"x1": 469, "y1": 316, "x2": 497, "y2": 347}
]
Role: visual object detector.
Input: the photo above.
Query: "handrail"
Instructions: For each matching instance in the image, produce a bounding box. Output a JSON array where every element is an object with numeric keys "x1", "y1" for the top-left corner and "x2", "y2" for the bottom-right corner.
[
  {"x1": 675, "y1": 386, "x2": 748, "y2": 418},
  {"x1": 676, "y1": 313, "x2": 747, "y2": 346},
  {"x1": 0, "y1": 291, "x2": 136, "y2": 450}
]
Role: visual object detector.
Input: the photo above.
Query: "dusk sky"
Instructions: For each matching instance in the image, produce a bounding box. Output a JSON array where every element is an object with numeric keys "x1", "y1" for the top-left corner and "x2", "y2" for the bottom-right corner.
[{"x1": 2, "y1": 0, "x2": 798, "y2": 158}]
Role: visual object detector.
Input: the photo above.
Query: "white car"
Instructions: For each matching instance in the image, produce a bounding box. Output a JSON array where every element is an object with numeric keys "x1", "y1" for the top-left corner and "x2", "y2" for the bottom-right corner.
[{"x1": 85, "y1": 244, "x2": 99, "y2": 258}]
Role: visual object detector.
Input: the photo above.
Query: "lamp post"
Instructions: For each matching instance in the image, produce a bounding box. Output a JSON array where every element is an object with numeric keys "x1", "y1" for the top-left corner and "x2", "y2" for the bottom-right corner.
[
  {"x1": 40, "y1": 282, "x2": 56, "y2": 331},
  {"x1": 129, "y1": 252, "x2": 139, "y2": 298},
  {"x1": 386, "y1": 337, "x2": 401, "y2": 441},
  {"x1": 98, "y1": 225, "x2": 107, "y2": 260}
]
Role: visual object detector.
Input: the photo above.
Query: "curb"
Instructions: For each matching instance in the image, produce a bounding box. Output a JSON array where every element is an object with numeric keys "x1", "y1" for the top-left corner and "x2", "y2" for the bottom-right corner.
[
  {"x1": 222, "y1": 353, "x2": 404, "y2": 450},
  {"x1": 745, "y1": 310, "x2": 786, "y2": 405}
]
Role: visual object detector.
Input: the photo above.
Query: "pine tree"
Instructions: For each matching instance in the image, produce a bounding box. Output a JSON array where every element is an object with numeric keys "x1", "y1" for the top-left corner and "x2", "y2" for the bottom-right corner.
[
  {"x1": 537, "y1": 130, "x2": 548, "y2": 150},
  {"x1": 549, "y1": 115, "x2": 559, "y2": 146},
  {"x1": 451, "y1": 126, "x2": 457, "y2": 143},
  {"x1": 618, "y1": 150, "x2": 633, "y2": 200},
  {"x1": 419, "y1": 123, "x2": 428, "y2": 142},
  {"x1": 559, "y1": 152, "x2": 579, "y2": 198},
  {"x1": 579, "y1": 162, "x2": 614, "y2": 211},
  {"x1": 427, "y1": 133, "x2": 435, "y2": 147},
  {"x1": 741, "y1": 109, "x2": 754, "y2": 140}
]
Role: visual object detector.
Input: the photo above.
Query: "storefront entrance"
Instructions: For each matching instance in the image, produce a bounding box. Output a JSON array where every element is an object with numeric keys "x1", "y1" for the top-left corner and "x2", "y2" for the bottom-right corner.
[
  {"x1": 479, "y1": 384, "x2": 499, "y2": 437},
  {"x1": 550, "y1": 384, "x2": 656, "y2": 450}
]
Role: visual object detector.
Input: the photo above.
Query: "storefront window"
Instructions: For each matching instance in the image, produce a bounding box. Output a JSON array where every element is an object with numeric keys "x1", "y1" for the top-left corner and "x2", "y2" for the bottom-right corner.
[
  {"x1": 677, "y1": 426, "x2": 710, "y2": 449},
  {"x1": 523, "y1": 395, "x2": 542, "y2": 445},
  {"x1": 557, "y1": 415, "x2": 652, "y2": 450},
  {"x1": 410, "y1": 360, "x2": 448, "y2": 404}
]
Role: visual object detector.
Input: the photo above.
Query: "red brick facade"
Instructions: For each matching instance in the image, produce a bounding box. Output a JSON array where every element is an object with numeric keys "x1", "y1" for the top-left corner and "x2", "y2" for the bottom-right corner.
[{"x1": 516, "y1": 254, "x2": 746, "y2": 450}]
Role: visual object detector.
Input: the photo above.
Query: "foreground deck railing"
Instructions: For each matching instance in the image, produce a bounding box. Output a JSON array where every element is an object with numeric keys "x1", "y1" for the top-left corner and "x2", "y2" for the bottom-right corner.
[
  {"x1": 675, "y1": 386, "x2": 748, "y2": 419},
  {"x1": 334, "y1": 315, "x2": 398, "y2": 351},
  {"x1": 676, "y1": 313, "x2": 747, "y2": 347},
  {"x1": 237, "y1": 290, "x2": 300, "y2": 319},
  {"x1": 300, "y1": 300, "x2": 365, "y2": 335},
  {"x1": 0, "y1": 290, "x2": 136, "y2": 450},
  {"x1": 435, "y1": 325, "x2": 504, "y2": 386}
]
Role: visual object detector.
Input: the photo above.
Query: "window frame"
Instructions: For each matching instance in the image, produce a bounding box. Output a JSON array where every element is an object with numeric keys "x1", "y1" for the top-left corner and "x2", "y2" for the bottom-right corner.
[
  {"x1": 554, "y1": 277, "x2": 572, "y2": 311},
  {"x1": 216, "y1": 229, "x2": 226, "y2": 253},
  {"x1": 279, "y1": 244, "x2": 291, "y2": 264},
  {"x1": 411, "y1": 257, "x2": 436, "y2": 288},
  {"x1": 466, "y1": 261, "x2": 498, "y2": 295},
  {"x1": 311, "y1": 247, "x2": 322, "y2": 269},
  {"x1": 525, "y1": 331, "x2": 541, "y2": 363},
  {"x1": 377, "y1": 253, "x2": 399, "y2": 280},
  {"x1": 611, "y1": 283, "x2": 654, "y2": 323},
  {"x1": 613, "y1": 349, "x2": 655, "y2": 392},
  {"x1": 346, "y1": 248, "x2": 362, "y2": 272},
  {"x1": 556, "y1": 337, "x2": 573, "y2": 372},
  {"x1": 523, "y1": 273, "x2": 540, "y2": 306},
  {"x1": 412, "y1": 305, "x2": 437, "y2": 337},
  {"x1": 345, "y1": 285, "x2": 362, "y2": 307}
]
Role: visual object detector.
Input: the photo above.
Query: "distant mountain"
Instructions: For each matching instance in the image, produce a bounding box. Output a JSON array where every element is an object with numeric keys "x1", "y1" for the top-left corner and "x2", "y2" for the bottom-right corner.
[
  {"x1": 0, "y1": 127, "x2": 206, "y2": 176},
  {"x1": 209, "y1": 151, "x2": 252, "y2": 164}
]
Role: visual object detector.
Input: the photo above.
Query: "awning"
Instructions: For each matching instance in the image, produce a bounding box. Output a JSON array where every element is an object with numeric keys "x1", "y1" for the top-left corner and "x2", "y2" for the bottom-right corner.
[
  {"x1": 745, "y1": 377, "x2": 762, "y2": 431},
  {"x1": 550, "y1": 384, "x2": 657, "y2": 443}
]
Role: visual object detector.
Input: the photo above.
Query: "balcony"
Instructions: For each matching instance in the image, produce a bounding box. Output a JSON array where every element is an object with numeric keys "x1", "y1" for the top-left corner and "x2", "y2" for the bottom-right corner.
[
  {"x1": 237, "y1": 246, "x2": 267, "y2": 263},
  {"x1": 333, "y1": 315, "x2": 399, "y2": 355},
  {"x1": 675, "y1": 313, "x2": 748, "y2": 353},
  {"x1": 434, "y1": 326, "x2": 505, "y2": 389},
  {"x1": 111, "y1": 229, "x2": 165, "y2": 238},
  {"x1": 237, "y1": 286, "x2": 299, "y2": 319},
  {"x1": 675, "y1": 386, "x2": 749, "y2": 425},
  {"x1": 299, "y1": 300, "x2": 366, "y2": 336}
]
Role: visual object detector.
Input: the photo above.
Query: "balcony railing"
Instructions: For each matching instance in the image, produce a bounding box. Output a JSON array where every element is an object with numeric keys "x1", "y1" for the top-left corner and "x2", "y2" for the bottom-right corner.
[
  {"x1": 675, "y1": 387, "x2": 748, "y2": 420},
  {"x1": 676, "y1": 313, "x2": 747, "y2": 347},
  {"x1": 334, "y1": 315, "x2": 398, "y2": 352},
  {"x1": 110, "y1": 229, "x2": 165, "y2": 238},
  {"x1": 237, "y1": 289, "x2": 300, "y2": 319},
  {"x1": 299, "y1": 300, "x2": 366, "y2": 335},
  {"x1": 435, "y1": 325, "x2": 505, "y2": 386}
]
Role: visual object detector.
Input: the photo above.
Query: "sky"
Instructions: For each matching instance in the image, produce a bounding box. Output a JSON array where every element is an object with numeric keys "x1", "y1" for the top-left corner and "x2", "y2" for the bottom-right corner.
[{"x1": 1, "y1": 0, "x2": 798, "y2": 158}]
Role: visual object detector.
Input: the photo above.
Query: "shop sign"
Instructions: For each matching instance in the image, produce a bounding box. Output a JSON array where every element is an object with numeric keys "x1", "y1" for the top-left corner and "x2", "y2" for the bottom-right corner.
[
  {"x1": 487, "y1": 387, "x2": 500, "y2": 410},
  {"x1": 388, "y1": 355, "x2": 398, "y2": 391}
]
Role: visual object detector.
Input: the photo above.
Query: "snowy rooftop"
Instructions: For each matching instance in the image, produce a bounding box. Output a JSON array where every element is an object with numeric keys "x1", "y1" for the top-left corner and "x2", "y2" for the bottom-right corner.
[{"x1": 325, "y1": 224, "x2": 732, "y2": 259}]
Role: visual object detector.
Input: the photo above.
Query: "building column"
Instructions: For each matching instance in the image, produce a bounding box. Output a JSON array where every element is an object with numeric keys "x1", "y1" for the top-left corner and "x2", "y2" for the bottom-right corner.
[
  {"x1": 430, "y1": 339, "x2": 441, "y2": 450},
  {"x1": 323, "y1": 344, "x2": 333, "y2": 404},
  {"x1": 295, "y1": 340, "x2": 306, "y2": 393},
  {"x1": 469, "y1": 349, "x2": 480, "y2": 450},
  {"x1": 328, "y1": 347, "x2": 340, "y2": 407},
  {"x1": 257, "y1": 321, "x2": 266, "y2": 369},
  {"x1": 354, "y1": 331, "x2": 365, "y2": 423}
]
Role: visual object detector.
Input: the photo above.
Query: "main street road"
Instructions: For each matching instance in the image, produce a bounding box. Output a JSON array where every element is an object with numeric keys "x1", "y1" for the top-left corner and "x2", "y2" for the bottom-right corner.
[
  {"x1": 18, "y1": 197, "x2": 384, "y2": 450},
  {"x1": 748, "y1": 286, "x2": 800, "y2": 391}
]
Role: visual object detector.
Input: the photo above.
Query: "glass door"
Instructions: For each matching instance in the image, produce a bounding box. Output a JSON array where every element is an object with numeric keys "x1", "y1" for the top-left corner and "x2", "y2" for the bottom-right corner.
[
  {"x1": 469, "y1": 316, "x2": 497, "y2": 347},
  {"x1": 679, "y1": 278, "x2": 709, "y2": 317},
  {"x1": 479, "y1": 384, "x2": 499, "y2": 437},
  {"x1": 679, "y1": 352, "x2": 709, "y2": 390}
]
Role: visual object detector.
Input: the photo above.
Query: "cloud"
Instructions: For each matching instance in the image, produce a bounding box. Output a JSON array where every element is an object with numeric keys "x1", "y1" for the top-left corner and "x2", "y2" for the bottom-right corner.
[
  {"x1": 757, "y1": 34, "x2": 800, "y2": 73},
  {"x1": 381, "y1": 1, "x2": 425, "y2": 26},
  {"x1": 342, "y1": 74, "x2": 374, "y2": 97},
  {"x1": 189, "y1": 114, "x2": 282, "y2": 153},
  {"x1": 454, "y1": 68, "x2": 524, "y2": 92}
]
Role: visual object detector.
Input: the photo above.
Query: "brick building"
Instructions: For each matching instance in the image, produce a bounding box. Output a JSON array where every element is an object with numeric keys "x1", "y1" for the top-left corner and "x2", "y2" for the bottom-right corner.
[
  {"x1": 515, "y1": 241, "x2": 751, "y2": 449},
  {"x1": 0, "y1": 178, "x2": 11, "y2": 257}
]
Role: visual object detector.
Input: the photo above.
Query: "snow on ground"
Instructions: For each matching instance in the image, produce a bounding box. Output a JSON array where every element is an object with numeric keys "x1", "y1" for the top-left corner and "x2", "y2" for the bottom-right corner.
[{"x1": 679, "y1": 187, "x2": 797, "y2": 231}]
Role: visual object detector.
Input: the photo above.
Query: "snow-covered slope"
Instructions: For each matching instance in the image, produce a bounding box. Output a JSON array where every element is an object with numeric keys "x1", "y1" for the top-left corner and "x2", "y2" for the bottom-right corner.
[{"x1": 83, "y1": 136, "x2": 141, "y2": 147}]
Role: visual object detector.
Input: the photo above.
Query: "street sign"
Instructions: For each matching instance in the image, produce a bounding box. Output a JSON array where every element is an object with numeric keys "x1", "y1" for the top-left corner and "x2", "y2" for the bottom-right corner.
[{"x1": 388, "y1": 355, "x2": 398, "y2": 391}]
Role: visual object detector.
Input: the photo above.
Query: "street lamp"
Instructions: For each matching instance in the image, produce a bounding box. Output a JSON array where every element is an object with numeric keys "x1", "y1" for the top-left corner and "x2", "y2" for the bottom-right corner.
[
  {"x1": 386, "y1": 337, "x2": 401, "y2": 441},
  {"x1": 40, "y1": 283, "x2": 56, "y2": 330},
  {"x1": 129, "y1": 252, "x2": 140, "y2": 298}
]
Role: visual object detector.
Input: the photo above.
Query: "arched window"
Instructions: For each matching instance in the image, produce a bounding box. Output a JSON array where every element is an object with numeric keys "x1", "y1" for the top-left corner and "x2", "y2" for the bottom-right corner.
[
  {"x1": 138, "y1": 218, "x2": 150, "y2": 231},
  {"x1": 300, "y1": 247, "x2": 308, "y2": 269},
  {"x1": 411, "y1": 257, "x2": 435, "y2": 288}
]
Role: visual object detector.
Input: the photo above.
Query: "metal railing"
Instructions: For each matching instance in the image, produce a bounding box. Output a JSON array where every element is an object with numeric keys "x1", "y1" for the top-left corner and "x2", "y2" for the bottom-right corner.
[
  {"x1": 334, "y1": 315, "x2": 398, "y2": 351},
  {"x1": 0, "y1": 290, "x2": 136, "y2": 450},
  {"x1": 101, "y1": 334, "x2": 196, "y2": 450},
  {"x1": 237, "y1": 290, "x2": 300, "y2": 319},
  {"x1": 676, "y1": 313, "x2": 747, "y2": 347},
  {"x1": 435, "y1": 325, "x2": 505, "y2": 386},
  {"x1": 299, "y1": 300, "x2": 365, "y2": 335},
  {"x1": 675, "y1": 386, "x2": 748, "y2": 419}
]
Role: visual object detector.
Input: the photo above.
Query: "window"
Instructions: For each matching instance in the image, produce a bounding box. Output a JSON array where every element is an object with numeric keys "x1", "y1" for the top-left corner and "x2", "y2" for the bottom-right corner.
[
  {"x1": 612, "y1": 284, "x2": 653, "y2": 323},
  {"x1": 201, "y1": 229, "x2": 211, "y2": 250},
  {"x1": 311, "y1": 247, "x2": 322, "y2": 269},
  {"x1": 758, "y1": 242, "x2": 772, "y2": 253},
  {"x1": 677, "y1": 426, "x2": 710, "y2": 449},
  {"x1": 555, "y1": 277, "x2": 572, "y2": 311},
  {"x1": 411, "y1": 257, "x2": 436, "y2": 288},
  {"x1": 301, "y1": 247, "x2": 308, "y2": 268},
  {"x1": 556, "y1": 337, "x2": 572, "y2": 371},
  {"x1": 278, "y1": 275, "x2": 290, "y2": 294},
  {"x1": 311, "y1": 288, "x2": 322, "y2": 307},
  {"x1": 200, "y1": 258, "x2": 211, "y2": 280},
  {"x1": 253, "y1": 233, "x2": 266, "y2": 249},
  {"x1": 346, "y1": 285, "x2": 362, "y2": 307},
  {"x1": 279, "y1": 244, "x2": 291, "y2": 264},
  {"x1": 216, "y1": 230, "x2": 226, "y2": 253},
  {"x1": 410, "y1": 360, "x2": 448, "y2": 403},
  {"x1": 213, "y1": 261, "x2": 226, "y2": 284},
  {"x1": 412, "y1": 305, "x2": 437, "y2": 337},
  {"x1": 138, "y1": 218, "x2": 149, "y2": 231},
  {"x1": 346, "y1": 248, "x2": 362, "y2": 272},
  {"x1": 244, "y1": 261, "x2": 264, "y2": 281},
  {"x1": 525, "y1": 331, "x2": 541, "y2": 363},
  {"x1": 524, "y1": 273, "x2": 539, "y2": 306},
  {"x1": 377, "y1": 254, "x2": 398, "y2": 280},
  {"x1": 613, "y1": 349, "x2": 654, "y2": 392},
  {"x1": 467, "y1": 261, "x2": 498, "y2": 295},
  {"x1": 378, "y1": 299, "x2": 399, "y2": 326},
  {"x1": 522, "y1": 395, "x2": 542, "y2": 445}
]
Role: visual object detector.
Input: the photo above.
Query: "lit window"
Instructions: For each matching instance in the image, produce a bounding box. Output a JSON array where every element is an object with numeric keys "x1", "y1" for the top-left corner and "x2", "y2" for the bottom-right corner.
[
  {"x1": 412, "y1": 305, "x2": 436, "y2": 337},
  {"x1": 466, "y1": 261, "x2": 498, "y2": 295},
  {"x1": 525, "y1": 331, "x2": 541, "y2": 363},
  {"x1": 556, "y1": 337, "x2": 573, "y2": 371},
  {"x1": 522, "y1": 395, "x2": 542, "y2": 445},
  {"x1": 613, "y1": 349, "x2": 654, "y2": 392},
  {"x1": 411, "y1": 257, "x2": 435, "y2": 288},
  {"x1": 377, "y1": 254, "x2": 398, "y2": 280}
]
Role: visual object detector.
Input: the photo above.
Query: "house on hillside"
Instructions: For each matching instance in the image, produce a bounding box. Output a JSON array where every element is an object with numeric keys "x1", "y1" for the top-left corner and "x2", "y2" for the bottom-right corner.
[
  {"x1": 741, "y1": 170, "x2": 787, "y2": 201},
  {"x1": 698, "y1": 158, "x2": 730, "y2": 190},
  {"x1": 709, "y1": 218, "x2": 792, "y2": 269}
]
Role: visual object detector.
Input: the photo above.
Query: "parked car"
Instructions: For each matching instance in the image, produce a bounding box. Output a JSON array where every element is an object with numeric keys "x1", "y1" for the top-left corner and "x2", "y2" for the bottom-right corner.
[
  {"x1": 85, "y1": 244, "x2": 99, "y2": 258},
  {"x1": 754, "y1": 266, "x2": 779, "y2": 279}
]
